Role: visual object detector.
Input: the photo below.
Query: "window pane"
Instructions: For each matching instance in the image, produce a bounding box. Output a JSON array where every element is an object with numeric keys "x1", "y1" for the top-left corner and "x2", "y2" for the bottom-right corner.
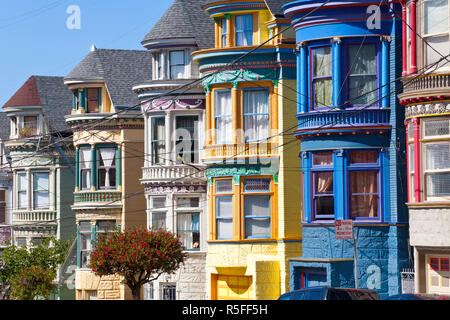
[
  {"x1": 244, "y1": 89, "x2": 269, "y2": 141},
  {"x1": 349, "y1": 150, "x2": 378, "y2": 164},
  {"x1": 97, "y1": 220, "x2": 115, "y2": 233},
  {"x1": 217, "y1": 219, "x2": 233, "y2": 239},
  {"x1": 98, "y1": 148, "x2": 116, "y2": 189},
  {"x1": 424, "y1": 0, "x2": 449, "y2": 34},
  {"x1": 245, "y1": 217, "x2": 270, "y2": 238},
  {"x1": 170, "y1": 51, "x2": 185, "y2": 79},
  {"x1": 177, "y1": 212, "x2": 200, "y2": 250},
  {"x1": 431, "y1": 258, "x2": 440, "y2": 271},
  {"x1": 315, "y1": 196, "x2": 334, "y2": 217},
  {"x1": 425, "y1": 143, "x2": 450, "y2": 170},
  {"x1": 235, "y1": 15, "x2": 253, "y2": 46},
  {"x1": 244, "y1": 179, "x2": 271, "y2": 192},
  {"x1": 79, "y1": 221, "x2": 91, "y2": 232},
  {"x1": 221, "y1": 18, "x2": 227, "y2": 47},
  {"x1": 152, "y1": 197, "x2": 166, "y2": 209},
  {"x1": 314, "y1": 172, "x2": 333, "y2": 193},
  {"x1": 152, "y1": 117, "x2": 166, "y2": 164},
  {"x1": 426, "y1": 35, "x2": 450, "y2": 66},
  {"x1": 216, "y1": 197, "x2": 233, "y2": 217},
  {"x1": 161, "y1": 284, "x2": 176, "y2": 300},
  {"x1": 16, "y1": 237, "x2": 27, "y2": 247},
  {"x1": 216, "y1": 179, "x2": 233, "y2": 193},
  {"x1": 152, "y1": 212, "x2": 166, "y2": 230},
  {"x1": 176, "y1": 197, "x2": 199, "y2": 208},
  {"x1": 244, "y1": 195, "x2": 271, "y2": 238},
  {"x1": 424, "y1": 119, "x2": 450, "y2": 137},
  {"x1": 350, "y1": 171, "x2": 378, "y2": 218},
  {"x1": 314, "y1": 78, "x2": 333, "y2": 108},
  {"x1": 349, "y1": 45, "x2": 377, "y2": 75},
  {"x1": 427, "y1": 173, "x2": 450, "y2": 197},
  {"x1": 349, "y1": 44, "x2": 377, "y2": 105},
  {"x1": 409, "y1": 144, "x2": 414, "y2": 172},
  {"x1": 312, "y1": 152, "x2": 333, "y2": 166},
  {"x1": 313, "y1": 47, "x2": 332, "y2": 77},
  {"x1": 87, "y1": 88, "x2": 99, "y2": 113},
  {"x1": 175, "y1": 116, "x2": 198, "y2": 164},
  {"x1": 23, "y1": 116, "x2": 38, "y2": 136},
  {"x1": 215, "y1": 90, "x2": 232, "y2": 144},
  {"x1": 349, "y1": 75, "x2": 377, "y2": 105}
]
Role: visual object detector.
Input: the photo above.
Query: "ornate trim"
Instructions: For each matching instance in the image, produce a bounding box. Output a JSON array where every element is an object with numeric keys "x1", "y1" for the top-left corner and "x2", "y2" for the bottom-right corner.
[
  {"x1": 145, "y1": 184, "x2": 206, "y2": 194},
  {"x1": 202, "y1": 68, "x2": 278, "y2": 87},
  {"x1": 405, "y1": 102, "x2": 450, "y2": 118},
  {"x1": 142, "y1": 99, "x2": 205, "y2": 112}
]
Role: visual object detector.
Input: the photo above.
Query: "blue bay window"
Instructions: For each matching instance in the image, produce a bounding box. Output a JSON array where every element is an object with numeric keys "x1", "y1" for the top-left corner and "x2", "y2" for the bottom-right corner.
[
  {"x1": 302, "y1": 149, "x2": 384, "y2": 223},
  {"x1": 299, "y1": 38, "x2": 387, "y2": 113}
]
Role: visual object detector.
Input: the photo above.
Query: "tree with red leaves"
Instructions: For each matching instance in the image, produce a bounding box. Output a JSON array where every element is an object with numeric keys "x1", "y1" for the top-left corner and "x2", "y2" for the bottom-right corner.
[{"x1": 89, "y1": 228, "x2": 186, "y2": 300}]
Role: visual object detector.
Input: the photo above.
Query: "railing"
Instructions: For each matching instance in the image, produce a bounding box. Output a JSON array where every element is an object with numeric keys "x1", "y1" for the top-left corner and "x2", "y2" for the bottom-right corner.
[
  {"x1": 402, "y1": 73, "x2": 450, "y2": 96},
  {"x1": 74, "y1": 190, "x2": 122, "y2": 203},
  {"x1": 401, "y1": 268, "x2": 415, "y2": 294},
  {"x1": 204, "y1": 142, "x2": 278, "y2": 160},
  {"x1": 297, "y1": 108, "x2": 390, "y2": 130},
  {"x1": 142, "y1": 165, "x2": 206, "y2": 183},
  {"x1": 13, "y1": 210, "x2": 57, "y2": 223}
]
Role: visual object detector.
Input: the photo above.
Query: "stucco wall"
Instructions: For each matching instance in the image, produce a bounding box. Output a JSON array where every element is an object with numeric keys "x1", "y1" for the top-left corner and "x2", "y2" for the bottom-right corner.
[{"x1": 409, "y1": 207, "x2": 450, "y2": 247}]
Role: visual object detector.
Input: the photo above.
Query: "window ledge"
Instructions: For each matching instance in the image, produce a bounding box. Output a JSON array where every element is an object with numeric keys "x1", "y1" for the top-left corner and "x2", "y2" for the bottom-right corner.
[
  {"x1": 407, "y1": 202, "x2": 450, "y2": 208},
  {"x1": 207, "y1": 238, "x2": 278, "y2": 244}
]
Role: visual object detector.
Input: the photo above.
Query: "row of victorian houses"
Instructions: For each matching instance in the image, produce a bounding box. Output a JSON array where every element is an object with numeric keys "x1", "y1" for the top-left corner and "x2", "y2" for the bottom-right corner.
[{"x1": 0, "y1": 0, "x2": 449, "y2": 300}]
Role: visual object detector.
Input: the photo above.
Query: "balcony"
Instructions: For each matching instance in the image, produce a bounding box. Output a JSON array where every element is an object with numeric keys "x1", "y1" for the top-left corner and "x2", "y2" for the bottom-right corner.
[
  {"x1": 13, "y1": 210, "x2": 57, "y2": 224},
  {"x1": 204, "y1": 142, "x2": 279, "y2": 162},
  {"x1": 295, "y1": 108, "x2": 391, "y2": 136},
  {"x1": 399, "y1": 73, "x2": 450, "y2": 103},
  {"x1": 141, "y1": 165, "x2": 206, "y2": 185},
  {"x1": 72, "y1": 190, "x2": 122, "y2": 211}
]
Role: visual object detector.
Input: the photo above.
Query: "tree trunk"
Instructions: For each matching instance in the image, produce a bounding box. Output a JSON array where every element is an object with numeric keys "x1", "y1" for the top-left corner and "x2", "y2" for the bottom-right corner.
[{"x1": 131, "y1": 285, "x2": 141, "y2": 300}]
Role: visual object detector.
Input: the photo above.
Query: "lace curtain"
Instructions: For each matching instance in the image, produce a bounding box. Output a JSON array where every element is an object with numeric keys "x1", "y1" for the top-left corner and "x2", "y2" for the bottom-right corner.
[
  {"x1": 235, "y1": 15, "x2": 253, "y2": 46},
  {"x1": 244, "y1": 89, "x2": 269, "y2": 141},
  {"x1": 99, "y1": 148, "x2": 116, "y2": 188},
  {"x1": 215, "y1": 91, "x2": 232, "y2": 144}
]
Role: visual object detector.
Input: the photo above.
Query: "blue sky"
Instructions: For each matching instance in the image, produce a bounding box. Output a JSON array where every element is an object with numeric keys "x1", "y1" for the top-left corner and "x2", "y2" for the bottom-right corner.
[{"x1": 0, "y1": 0, "x2": 173, "y2": 108}]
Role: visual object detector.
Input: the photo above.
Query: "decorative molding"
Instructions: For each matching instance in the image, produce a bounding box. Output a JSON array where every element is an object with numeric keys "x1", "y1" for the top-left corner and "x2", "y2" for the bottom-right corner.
[
  {"x1": 202, "y1": 68, "x2": 277, "y2": 87},
  {"x1": 145, "y1": 184, "x2": 206, "y2": 194},
  {"x1": 142, "y1": 99, "x2": 205, "y2": 112},
  {"x1": 405, "y1": 102, "x2": 450, "y2": 118}
]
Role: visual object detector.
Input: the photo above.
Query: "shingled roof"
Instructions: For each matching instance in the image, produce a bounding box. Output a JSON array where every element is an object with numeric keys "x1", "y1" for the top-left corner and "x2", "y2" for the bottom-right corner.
[
  {"x1": 65, "y1": 49, "x2": 153, "y2": 108},
  {"x1": 141, "y1": 0, "x2": 215, "y2": 50},
  {"x1": 2, "y1": 76, "x2": 73, "y2": 133},
  {"x1": 264, "y1": 0, "x2": 292, "y2": 18},
  {"x1": 0, "y1": 112, "x2": 10, "y2": 142}
]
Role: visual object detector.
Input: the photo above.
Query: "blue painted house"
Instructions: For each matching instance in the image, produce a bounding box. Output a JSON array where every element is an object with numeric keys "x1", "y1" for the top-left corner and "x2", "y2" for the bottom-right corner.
[{"x1": 282, "y1": 0, "x2": 410, "y2": 298}]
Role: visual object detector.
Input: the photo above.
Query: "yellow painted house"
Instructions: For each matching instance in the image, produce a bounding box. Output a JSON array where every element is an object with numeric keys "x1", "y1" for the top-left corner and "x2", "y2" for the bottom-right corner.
[
  {"x1": 191, "y1": 0, "x2": 301, "y2": 300},
  {"x1": 64, "y1": 47, "x2": 152, "y2": 300}
]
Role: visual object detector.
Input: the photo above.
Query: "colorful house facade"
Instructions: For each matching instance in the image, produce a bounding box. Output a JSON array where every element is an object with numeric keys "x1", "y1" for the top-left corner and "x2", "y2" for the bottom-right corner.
[
  {"x1": 1, "y1": 75, "x2": 76, "y2": 299},
  {"x1": 133, "y1": 0, "x2": 214, "y2": 300},
  {"x1": 398, "y1": 0, "x2": 450, "y2": 295},
  {"x1": 191, "y1": 0, "x2": 301, "y2": 300},
  {"x1": 64, "y1": 48, "x2": 152, "y2": 300},
  {"x1": 283, "y1": 0, "x2": 410, "y2": 298}
]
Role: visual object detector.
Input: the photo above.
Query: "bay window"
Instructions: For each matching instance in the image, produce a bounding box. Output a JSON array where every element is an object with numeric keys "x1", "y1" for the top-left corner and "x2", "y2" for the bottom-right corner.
[
  {"x1": 312, "y1": 46, "x2": 332, "y2": 109},
  {"x1": 243, "y1": 178, "x2": 271, "y2": 239},
  {"x1": 175, "y1": 116, "x2": 199, "y2": 164},
  {"x1": 215, "y1": 179, "x2": 233, "y2": 240},
  {"x1": 151, "y1": 117, "x2": 166, "y2": 165},
  {"x1": 423, "y1": 0, "x2": 450, "y2": 68},
  {"x1": 215, "y1": 90, "x2": 232, "y2": 144},
  {"x1": 97, "y1": 147, "x2": 116, "y2": 189},
  {"x1": 170, "y1": 50, "x2": 186, "y2": 79},
  {"x1": 348, "y1": 44, "x2": 377, "y2": 105},
  {"x1": 312, "y1": 152, "x2": 334, "y2": 220},
  {"x1": 424, "y1": 142, "x2": 450, "y2": 199},
  {"x1": 235, "y1": 14, "x2": 253, "y2": 46},
  {"x1": 243, "y1": 88, "x2": 270, "y2": 142},
  {"x1": 33, "y1": 172, "x2": 50, "y2": 210}
]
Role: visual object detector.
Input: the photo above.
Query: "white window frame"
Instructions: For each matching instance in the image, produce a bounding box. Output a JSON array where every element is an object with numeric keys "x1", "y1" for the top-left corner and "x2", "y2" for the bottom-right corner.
[
  {"x1": 160, "y1": 283, "x2": 177, "y2": 300},
  {"x1": 32, "y1": 171, "x2": 50, "y2": 210},
  {"x1": 422, "y1": 0, "x2": 450, "y2": 70},
  {"x1": 148, "y1": 196, "x2": 167, "y2": 231}
]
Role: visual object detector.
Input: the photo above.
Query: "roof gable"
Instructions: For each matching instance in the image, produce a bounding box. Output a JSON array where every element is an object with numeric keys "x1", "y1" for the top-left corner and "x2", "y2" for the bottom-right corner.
[{"x1": 3, "y1": 76, "x2": 41, "y2": 108}]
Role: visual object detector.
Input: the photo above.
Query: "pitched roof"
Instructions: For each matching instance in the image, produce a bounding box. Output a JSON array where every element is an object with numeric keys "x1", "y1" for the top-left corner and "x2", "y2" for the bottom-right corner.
[
  {"x1": 264, "y1": 0, "x2": 292, "y2": 18},
  {"x1": 2, "y1": 76, "x2": 73, "y2": 133},
  {"x1": 141, "y1": 0, "x2": 215, "y2": 50},
  {"x1": 65, "y1": 49, "x2": 153, "y2": 108}
]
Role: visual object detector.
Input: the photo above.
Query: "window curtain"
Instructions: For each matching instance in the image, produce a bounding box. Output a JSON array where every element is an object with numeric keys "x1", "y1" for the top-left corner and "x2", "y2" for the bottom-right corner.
[
  {"x1": 152, "y1": 118, "x2": 165, "y2": 164},
  {"x1": 235, "y1": 15, "x2": 253, "y2": 46},
  {"x1": 426, "y1": 35, "x2": 450, "y2": 66},
  {"x1": 221, "y1": 18, "x2": 227, "y2": 47},
  {"x1": 313, "y1": 152, "x2": 333, "y2": 166},
  {"x1": 313, "y1": 47, "x2": 332, "y2": 108},
  {"x1": 99, "y1": 148, "x2": 116, "y2": 188},
  {"x1": 216, "y1": 91, "x2": 232, "y2": 144},
  {"x1": 349, "y1": 45, "x2": 377, "y2": 105},
  {"x1": 177, "y1": 213, "x2": 199, "y2": 249},
  {"x1": 350, "y1": 171, "x2": 378, "y2": 217},
  {"x1": 244, "y1": 89, "x2": 269, "y2": 141},
  {"x1": 33, "y1": 173, "x2": 49, "y2": 209},
  {"x1": 170, "y1": 51, "x2": 185, "y2": 79},
  {"x1": 152, "y1": 212, "x2": 166, "y2": 230},
  {"x1": 426, "y1": 142, "x2": 450, "y2": 197},
  {"x1": 349, "y1": 150, "x2": 378, "y2": 164},
  {"x1": 425, "y1": 0, "x2": 448, "y2": 34},
  {"x1": 315, "y1": 172, "x2": 333, "y2": 193}
]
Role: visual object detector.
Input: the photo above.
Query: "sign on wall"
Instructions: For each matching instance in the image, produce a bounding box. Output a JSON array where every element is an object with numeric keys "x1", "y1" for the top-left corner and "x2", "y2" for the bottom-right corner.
[{"x1": 335, "y1": 220, "x2": 354, "y2": 240}]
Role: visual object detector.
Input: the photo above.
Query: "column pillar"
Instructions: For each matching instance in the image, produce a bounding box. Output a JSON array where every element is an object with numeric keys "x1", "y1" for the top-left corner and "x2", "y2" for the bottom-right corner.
[
  {"x1": 413, "y1": 117, "x2": 421, "y2": 202},
  {"x1": 332, "y1": 37, "x2": 342, "y2": 109},
  {"x1": 226, "y1": 14, "x2": 233, "y2": 48},
  {"x1": 232, "y1": 82, "x2": 240, "y2": 144},
  {"x1": 334, "y1": 149, "x2": 346, "y2": 220},
  {"x1": 297, "y1": 42, "x2": 308, "y2": 114},
  {"x1": 410, "y1": 0, "x2": 417, "y2": 74},
  {"x1": 402, "y1": 2, "x2": 408, "y2": 76},
  {"x1": 90, "y1": 145, "x2": 96, "y2": 191},
  {"x1": 381, "y1": 36, "x2": 391, "y2": 109},
  {"x1": 205, "y1": 86, "x2": 212, "y2": 145}
]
